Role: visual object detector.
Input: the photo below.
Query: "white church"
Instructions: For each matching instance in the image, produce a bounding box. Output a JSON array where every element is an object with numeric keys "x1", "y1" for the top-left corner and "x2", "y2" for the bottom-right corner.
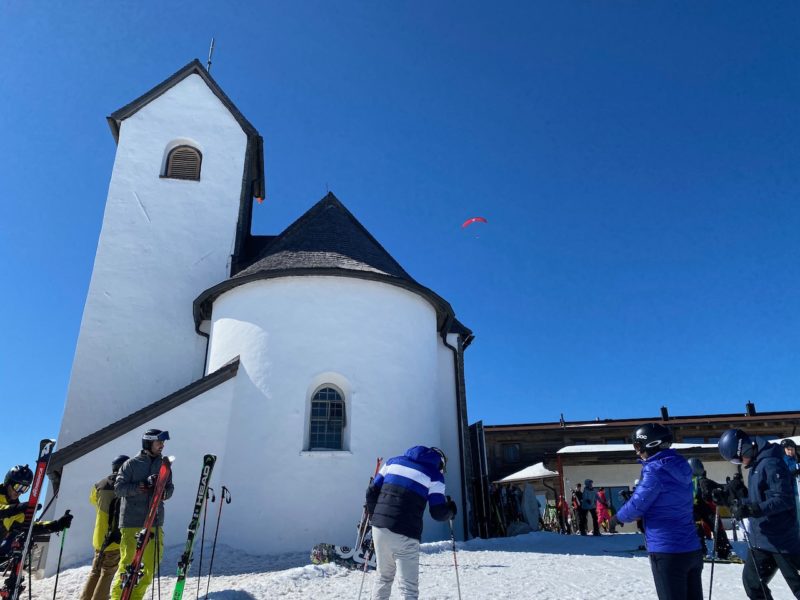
[{"x1": 44, "y1": 59, "x2": 475, "y2": 572}]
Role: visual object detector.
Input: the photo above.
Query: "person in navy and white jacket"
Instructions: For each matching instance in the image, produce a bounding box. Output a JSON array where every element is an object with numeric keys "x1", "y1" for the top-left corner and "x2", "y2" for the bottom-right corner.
[{"x1": 366, "y1": 446, "x2": 457, "y2": 600}]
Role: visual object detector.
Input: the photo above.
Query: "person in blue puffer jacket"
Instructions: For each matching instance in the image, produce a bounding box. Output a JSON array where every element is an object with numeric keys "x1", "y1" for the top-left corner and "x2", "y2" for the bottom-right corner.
[
  {"x1": 366, "y1": 446, "x2": 457, "y2": 600},
  {"x1": 612, "y1": 423, "x2": 703, "y2": 600}
]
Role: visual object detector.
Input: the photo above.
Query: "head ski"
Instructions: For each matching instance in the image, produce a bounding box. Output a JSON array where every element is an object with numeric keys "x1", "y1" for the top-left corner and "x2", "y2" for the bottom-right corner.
[{"x1": 171, "y1": 454, "x2": 216, "y2": 600}]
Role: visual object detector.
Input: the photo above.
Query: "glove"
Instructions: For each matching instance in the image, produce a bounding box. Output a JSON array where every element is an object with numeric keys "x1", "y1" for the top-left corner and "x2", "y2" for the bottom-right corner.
[
  {"x1": 711, "y1": 488, "x2": 729, "y2": 507},
  {"x1": 732, "y1": 502, "x2": 760, "y2": 520},
  {"x1": 727, "y1": 474, "x2": 748, "y2": 501},
  {"x1": 55, "y1": 511, "x2": 73, "y2": 531},
  {"x1": 445, "y1": 496, "x2": 458, "y2": 519},
  {"x1": 138, "y1": 474, "x2": 159, "y2": 493}
]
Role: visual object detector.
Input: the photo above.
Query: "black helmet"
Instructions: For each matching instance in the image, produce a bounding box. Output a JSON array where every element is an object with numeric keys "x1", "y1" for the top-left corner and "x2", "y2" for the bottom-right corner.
[
  {"x1": 718, "y1": 429, "x2": 755, "y2": 465},
  {"x1": 687, "y1": 458, "x2": 705, "y2": 477},
  {"x1": 431, "y1": 447, "x2": 447, "y2": 472},
  {"x1": 781, "y1": 439, "x2": 797, "y2": 450},
  {"x1": 4, "y1": 465, "x2": 34, "y2": 492},
  {"x1": 142, "y1": 429, "x2": 170, "y2": 450},
  {"x1": 632, "y1": 423, "x2": 673, "y2": 455},
  {"x1": 111, "y1": 455, "x2": 130, "y2": 473}
]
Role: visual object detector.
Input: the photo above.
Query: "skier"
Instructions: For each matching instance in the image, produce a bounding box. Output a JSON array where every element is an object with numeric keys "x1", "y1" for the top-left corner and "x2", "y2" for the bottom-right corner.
[
  {"x1": 572, "y1": 483, "x2": 586, "y2": 535},
  {"x1": 556, "y1": 494, "x2": 571, "y2": 534},
  {"x1": 718, "y1": 429, "x2": 800, "y2": 599},
  {"x1": 611, "y1": 423, "x2": 703, "y2": 600},
  {"x1": 781, "y1": 439, "x2": 800, "y2": 530},
  {"x1": 0, "y1": 465, "x2": 72, "y2": 557},
  {"x1": 110, "y1": 429, "x2": 173, "y2": 600},
  {"x1": 596, "y1": 487, "x2": 614, "y2": 533},
  {"x1": 580, "y1": 479, "x2": 600, "y2": 536},
  {"x1": 365, "y1": 446, "x2": 457, "y2": 600},
  {"x1": 687, "y1": 457, "x2": 732, "y2": 560},
  {"x1": 80, "y1": 454, "x2": 129, "y2": 600}
]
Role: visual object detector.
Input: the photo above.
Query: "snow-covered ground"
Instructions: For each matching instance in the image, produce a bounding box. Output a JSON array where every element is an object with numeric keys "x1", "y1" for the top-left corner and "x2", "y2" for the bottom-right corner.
[{"x1": 27, "y1": 531, "x2": 796, "y2": 599}]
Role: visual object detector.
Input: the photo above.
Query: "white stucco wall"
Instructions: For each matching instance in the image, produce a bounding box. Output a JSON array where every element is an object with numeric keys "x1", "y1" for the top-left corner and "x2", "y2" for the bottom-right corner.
[
  {"x1": 58, "y1": 73, "x2": 249, "y2": 447},
  {"x1": 45, "y1": 378, "x2": 236, "y2": 575},
  {"x1": 205, "y1": 276, "x2": 461, "y2": 554}
]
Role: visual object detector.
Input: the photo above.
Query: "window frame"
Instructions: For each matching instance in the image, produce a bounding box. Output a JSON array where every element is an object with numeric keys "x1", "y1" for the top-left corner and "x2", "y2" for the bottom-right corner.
[
  {"x1": 162, "y1": 145, "x2": 203, "y2": 181},
  {"x1": 307, "y1": 386, "x2": 347, "y2": 451}
]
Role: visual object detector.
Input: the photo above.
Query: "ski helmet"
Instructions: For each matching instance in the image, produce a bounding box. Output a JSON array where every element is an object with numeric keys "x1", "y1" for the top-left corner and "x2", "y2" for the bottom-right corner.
[
  {"x1": 632, "y1": 423, "x2": 673, "y2": 455},
  {"x1": 4, "y1": 465, "x2": 34, "y2": 493},
  {"x1": 431, "y1": 447, "x2": 447, "y2": 472},
  {"x1": 141, "y1": 429, "x2": 170, "y2": 450},
  {"x1": 781, "y1": 439, "x2": 797, "y2": 450},
  {"x1": 111, "y1": 454, "x2": 130, "y2": 473},
  {"x1": 718, "y1": 429, "x2": 756, "y2": 464},
  {"x1": 688, "y1": 458, "x2": 705, "y2": 477},
  {"x1": 584, "y1": 479, "x2": 593, "y2": 488}
]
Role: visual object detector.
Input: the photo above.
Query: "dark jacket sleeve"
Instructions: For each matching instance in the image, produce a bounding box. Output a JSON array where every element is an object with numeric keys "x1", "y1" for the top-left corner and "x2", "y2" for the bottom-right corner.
[
  {"x1": 366, "y1": 472, "x2": 384, "y2": 515},
  {"x1": 754, "y1": 457, "x2": 795, "y2": 516},
  {"x1": 163, "y1": 470, "x2": 174, "y2": 501}
]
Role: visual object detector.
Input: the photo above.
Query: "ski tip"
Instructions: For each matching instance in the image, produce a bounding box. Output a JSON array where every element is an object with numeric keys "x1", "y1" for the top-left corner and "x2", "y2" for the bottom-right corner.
[
  {"x1": 204, "y1": 454, "x2": 217, "y2": 461},
  {"x1": 165, "y1": 455, "x2": 176, "y2": 464}
]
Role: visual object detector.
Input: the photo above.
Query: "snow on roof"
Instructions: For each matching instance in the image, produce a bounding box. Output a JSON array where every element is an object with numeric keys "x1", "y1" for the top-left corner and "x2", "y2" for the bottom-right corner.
[
  {"x1": 557, "y1": 442, "x2": 717, "y2": 454},
  {"x1": 496, "y1": 462, "x2": 559, "y2": 483}
]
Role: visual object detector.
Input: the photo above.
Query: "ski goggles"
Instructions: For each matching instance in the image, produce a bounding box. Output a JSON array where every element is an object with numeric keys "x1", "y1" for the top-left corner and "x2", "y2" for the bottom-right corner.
[
  {"x1": 10, "y1": 483, "x2": 30, "y2": 494},
  {"x1": 143, "y1": 431, "x2": 170, "y2": 442}
]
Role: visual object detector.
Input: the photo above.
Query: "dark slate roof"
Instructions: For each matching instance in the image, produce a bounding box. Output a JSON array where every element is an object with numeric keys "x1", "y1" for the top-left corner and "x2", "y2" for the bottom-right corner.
[
  {"x1": 107, "y1": 59, "x2": 258, "y2": 144},
  {"x1": 194, "y1": 193, "x2": 470, "y2": 337},
  {"x1": 48, "y1": 357, "x2": 240, "y2": 473}
]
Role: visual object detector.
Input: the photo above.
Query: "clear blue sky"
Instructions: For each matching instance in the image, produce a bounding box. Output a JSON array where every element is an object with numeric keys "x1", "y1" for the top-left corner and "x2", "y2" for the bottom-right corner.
[{"x1": 2, "y1": 2, "x2": 799, "y2": 471}]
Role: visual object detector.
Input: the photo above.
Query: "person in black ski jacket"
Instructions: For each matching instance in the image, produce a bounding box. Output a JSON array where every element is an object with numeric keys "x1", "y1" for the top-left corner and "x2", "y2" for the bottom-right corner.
[
  {"x1": 80, "y1": 454, "x2": 129, "y2": 600},
  {"x1": 365, "y1": 446, "x2": 457, "y2": 600},
  {"x1": 718, "y1": 429, "x2": 800, "y2": 599},
  {"x1": 110, "y1": 429, "x2": 173, "y2": 600}
]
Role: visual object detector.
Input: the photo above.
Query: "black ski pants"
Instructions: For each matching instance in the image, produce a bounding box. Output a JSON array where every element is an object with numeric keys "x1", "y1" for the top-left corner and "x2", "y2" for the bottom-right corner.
[
  {"x1": 578, "y1": 508, "x2": 588, "y2": 534},
  {"x1": 649, "y1": 549, "x2": 704, "y2": 600},
  {"x1": 742, "y1": 547, "x2": 800, "y2": 599}
]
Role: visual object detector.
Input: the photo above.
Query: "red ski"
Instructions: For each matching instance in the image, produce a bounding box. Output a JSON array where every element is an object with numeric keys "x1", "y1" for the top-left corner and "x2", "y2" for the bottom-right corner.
[
  {"x1": 119, "y1": 455, "x2": 173, "y2": 600},
  {"x1": 1, "y1": 438, "x2": 56, "y2": 600}
]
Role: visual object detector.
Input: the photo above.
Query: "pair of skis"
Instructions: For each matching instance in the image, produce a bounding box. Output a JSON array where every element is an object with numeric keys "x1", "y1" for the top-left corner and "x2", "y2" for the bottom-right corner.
[
  {"x1": 117, "y1": 454, "x2": 219, "y2": 600},
  {"x1": 0, "y1": 438, "x2": 56, "y2": 600}
]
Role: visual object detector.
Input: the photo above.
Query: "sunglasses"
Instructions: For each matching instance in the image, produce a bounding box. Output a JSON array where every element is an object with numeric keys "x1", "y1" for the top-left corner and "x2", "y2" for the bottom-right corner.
[{"x1": 10, "y1": 483, "x2": 30, "y2": 494}]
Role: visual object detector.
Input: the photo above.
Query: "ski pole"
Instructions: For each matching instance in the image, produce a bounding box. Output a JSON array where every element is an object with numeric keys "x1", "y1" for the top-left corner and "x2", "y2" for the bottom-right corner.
[
  {"x1": 736, "y1": 511, "x2": 769, "y2": 600},
  {"x1": 708, "y1": 506, "x2": 719, "y2": 600},
  {"x1": 204, "y1": 486, "x2": 230, "y2": 600},
  {"x1": 51, "y1": 511, "x2": 69, "y2": 600},
  {"x1": 196, "y1": 487, "x2": 214, "y2": 600},
  {"x1": 448, "y1": 518, "x2": 462, "y2": 600},
  {"x1": 355, "y1": 532, "x2": 374, "y2": 600}
]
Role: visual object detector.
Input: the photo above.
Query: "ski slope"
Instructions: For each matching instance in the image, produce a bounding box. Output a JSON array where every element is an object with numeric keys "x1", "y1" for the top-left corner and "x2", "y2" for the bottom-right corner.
[{"x1": 28, "y1": 531, "x2": 796, "y2": 599}]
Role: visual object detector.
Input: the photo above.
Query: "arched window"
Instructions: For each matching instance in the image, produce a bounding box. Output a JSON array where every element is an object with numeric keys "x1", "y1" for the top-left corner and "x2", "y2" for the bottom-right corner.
[
  {"x1": 164, "y1": 145, "x2": 202, "y2": 180},
  {"x1": 309, "y1": 387, "x2": 346, "y2": 450}
]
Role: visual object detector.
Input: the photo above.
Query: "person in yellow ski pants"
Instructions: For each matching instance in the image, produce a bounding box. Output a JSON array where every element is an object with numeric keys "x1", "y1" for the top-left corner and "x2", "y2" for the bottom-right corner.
[{"x1": 109, "y1": 526, "x2": 165, "y2": 600}]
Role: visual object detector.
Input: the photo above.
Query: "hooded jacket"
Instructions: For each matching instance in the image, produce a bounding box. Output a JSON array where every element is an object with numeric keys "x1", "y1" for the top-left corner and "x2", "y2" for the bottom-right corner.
[
  {"x1": 616, "y1": 448, "x2": 700, "y2": 553},
  {"x1": 366, "y1": 446, "x2": 454, "y2": 541},
  {"x1": 115, "y1": 451, "x2": 173, "y2": 528},
  {"x1": 743, "y1": 438, "x2": 800, "y2": 554}
]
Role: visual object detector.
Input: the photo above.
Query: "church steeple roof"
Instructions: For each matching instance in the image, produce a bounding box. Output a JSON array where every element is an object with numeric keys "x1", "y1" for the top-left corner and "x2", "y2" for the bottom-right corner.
[
  {"x1": 194, "y1": 192, "x2": 467, "y2": 336},
  {"x1": 107, "y1": 59, "x2": 259, "y2": 143}
]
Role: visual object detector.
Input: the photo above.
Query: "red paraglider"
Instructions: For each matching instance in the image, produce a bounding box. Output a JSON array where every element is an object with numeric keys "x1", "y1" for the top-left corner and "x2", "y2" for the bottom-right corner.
[{"x1": 461, "y1": 216, "x2": 488, "y2": 229}]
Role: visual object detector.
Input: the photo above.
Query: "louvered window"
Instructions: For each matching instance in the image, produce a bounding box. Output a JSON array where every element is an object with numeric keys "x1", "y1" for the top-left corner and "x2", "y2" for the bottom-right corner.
[
  {"x1": 164, "y1": 146, "x2": 202, "y2": 180},
  {"x1": 309, "y1": 387, "x2": 346, "y2": 450}
]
